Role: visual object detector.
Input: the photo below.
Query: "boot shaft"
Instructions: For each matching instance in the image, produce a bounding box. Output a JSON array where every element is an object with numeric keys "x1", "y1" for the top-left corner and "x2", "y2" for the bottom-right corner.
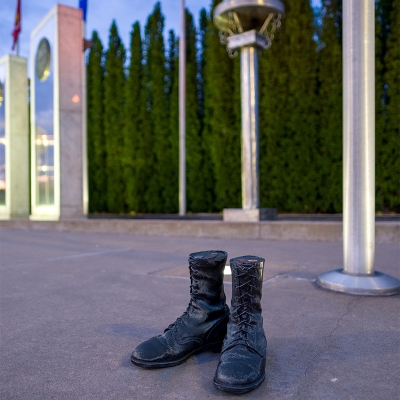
[
  {"x1": 229, "y1": 256, "x2": 265, "y2": 313},
  {"x1": 188, "y1": 250, "x2": 227, "y2": 305}
]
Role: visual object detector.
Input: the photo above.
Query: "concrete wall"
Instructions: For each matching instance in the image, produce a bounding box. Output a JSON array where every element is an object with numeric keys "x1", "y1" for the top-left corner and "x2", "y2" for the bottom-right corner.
[
  {"x1": 58, "y1": 5, "x2": 84, "y2": 219},
  {"x1": 0, "y1": 219, "x2": 398, "y2": 245},
  {"x1": 0, "y1": 55, "x2": 29, "y2": 219}
]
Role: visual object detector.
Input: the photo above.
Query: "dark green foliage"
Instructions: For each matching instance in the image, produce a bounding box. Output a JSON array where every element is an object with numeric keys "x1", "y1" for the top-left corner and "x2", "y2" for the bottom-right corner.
[
  {"x1": 123, "y1": 22, "x2": 151, "y2": 213},
  {"x1": 259, "y1": 0, "x2": 319, "y2": 212},
  {"x1": 85, "y1": 0, "x2": 398, "y2": 215},
  {"x1": 104, "y1": 21, "x2": 126, "y2": 213},
  {"x1": 198, "y1": 9, "x2": 208, "y2": 120},
  {"x1": 375, "y1": 0, "x2": 392, "y2": 97},
  {"x1": 376, "y1": 0, "x2": 393, "y2": 83},
  {"x1": 87, "y1": 31, "x2": 106, "y2": 212},
  {"x1": 184, "y1": 10, "x2": 211, "y2": 212},
  {"x1": 166, "y1": 29, "x2": 179, "y2": 212},
  {"x1": 259, "y1": 42, "x2": 285, "y2": 211},
  {"x1": 167, "y1": 10, "x2": 214, "y2": 213},
  {"x1": 375, "y1": 0, "x2": 390, "y2": 211},
  {"x1": 316, "y1": 0, "x2": 343, "y2": 212},
  {"x1": 143, "y1": 3, "x2": 177, "y2": 213},
  {"x1": 203, "y1": 0, "x2": 241, "y2": 210},
  {"x1": 197, "y1": 8, "x2": 216, "y2": 211},
  {"x1": 376, "y1": 0, "x2": 400, "y2": 212}
]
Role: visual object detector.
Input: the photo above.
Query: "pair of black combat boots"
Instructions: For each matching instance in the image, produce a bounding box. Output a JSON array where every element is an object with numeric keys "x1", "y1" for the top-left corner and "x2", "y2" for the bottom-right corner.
[{"x1": 131, "y1": 250, "x2": 267, "y2": 395}]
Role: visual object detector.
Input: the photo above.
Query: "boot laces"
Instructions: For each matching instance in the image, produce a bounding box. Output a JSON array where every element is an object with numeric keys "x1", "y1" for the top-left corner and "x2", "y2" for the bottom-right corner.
[
  {"x1": 230, "y1": 266, "x2": 260, "y2": 346},
  {"x1": 163, "y1": 268, "x2": 200, "y2": 334}
]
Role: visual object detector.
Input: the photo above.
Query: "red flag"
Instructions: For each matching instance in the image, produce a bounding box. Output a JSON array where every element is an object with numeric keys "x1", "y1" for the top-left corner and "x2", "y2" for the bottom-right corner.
[{"x1": 11, "y1": 0, "x2": 21, "y2": 51}]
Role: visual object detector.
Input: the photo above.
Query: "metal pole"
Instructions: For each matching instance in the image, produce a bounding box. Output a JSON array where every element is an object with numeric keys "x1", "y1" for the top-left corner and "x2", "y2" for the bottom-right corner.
[
  {"x1": 317, "y1": 0, "x2": 400, "y2": 296},
  {"x1": 343, "y1": 0, "x2": 375, "y2": 275},
  {"x1": 82, "y1": 20, "x2": 88, "y2": 215},
  {"x1": 179, "y1": 0, "x2": 186, "y2": 216},
  {"x1": 241, "y1": 46, "x2": 259, "y2": 210}
]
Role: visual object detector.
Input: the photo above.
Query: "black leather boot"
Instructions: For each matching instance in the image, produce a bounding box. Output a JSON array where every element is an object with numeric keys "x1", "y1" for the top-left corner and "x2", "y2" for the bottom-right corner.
[
  {"x1": 131, "y1": 250, "x2": 229, "y2": 369},
  {"x1": 214, "y1": 255, "x2": 266, "y2": 394}
]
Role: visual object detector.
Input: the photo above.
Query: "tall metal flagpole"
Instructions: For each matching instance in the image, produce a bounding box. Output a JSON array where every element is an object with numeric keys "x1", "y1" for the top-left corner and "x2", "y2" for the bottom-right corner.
[
  {"x1": 82, "y1": 6, "x2": 88, "y2": 215},
  {"x1": 317, "y1": 0, "x2": 400, "y2": 295},
  {"x1": 179, "y1": 0, "x2": 186, "y2": 216}
]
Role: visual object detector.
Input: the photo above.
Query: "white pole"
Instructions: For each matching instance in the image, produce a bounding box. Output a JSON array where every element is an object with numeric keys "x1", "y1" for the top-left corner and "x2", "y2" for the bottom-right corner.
[
  {"x1": 179, "y1": 0, "x2": 186, "y2": 216},
  {"x1": 82, "y1": 19, "x2": 88, "y2": 215}
]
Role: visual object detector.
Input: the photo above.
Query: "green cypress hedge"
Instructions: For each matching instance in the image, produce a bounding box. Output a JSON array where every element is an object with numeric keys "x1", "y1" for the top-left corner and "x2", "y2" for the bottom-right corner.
[
  {"x1": 203, "y1": 0, "x2": 241, "y2": 211},
  {"x1": 123, "y1": 22, "x2": 145, "y2": 213},
  {"x1": 87, "y1": 31, "x2": 106, "y2": 213},
  {"x1": 166, "y1": 29, "x2": 179, "y2": 213},
  {"x1": 184, "y1": 10, "x2": 210, "y2": 212},
  {"x1": 376, "y1": 0, "x2": 400, "y2": 212},
  {"x1": 143, "y1": 3, "x2": 176, "y2": 213},
  {"x1": 197, "y1": 8, "x2": 216, "y2": 211},
  {"x1": 259, "y1": 0, "x2": 319, "y2": 212},
  {"x1": 86, "y1": 0, "x2": 399, "y2": 215},
  {"x1": 103, "y1": 21, "x2": 126, "y2": 213},
  {"x1": 315, "y1": 0, "x2": 343, "y2": 213}
]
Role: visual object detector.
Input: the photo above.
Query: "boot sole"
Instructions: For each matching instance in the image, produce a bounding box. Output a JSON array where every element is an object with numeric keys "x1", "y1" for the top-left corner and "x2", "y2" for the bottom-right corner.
[
  {"x1": 213, "y1": 373, "x2": 265, "y2": 394},
  {"x1": 131, "y1": 341, "x2": 223, "y2": 369}
]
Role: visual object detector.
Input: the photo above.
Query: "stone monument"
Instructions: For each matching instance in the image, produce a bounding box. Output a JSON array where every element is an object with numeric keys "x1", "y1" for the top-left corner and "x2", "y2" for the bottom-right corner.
[
  {"x1": 0, "y1": 55, "x2": 29, "y2": 219},
  {"x1": 30, "y1": 4, "x2": 87, "y2": 220}
]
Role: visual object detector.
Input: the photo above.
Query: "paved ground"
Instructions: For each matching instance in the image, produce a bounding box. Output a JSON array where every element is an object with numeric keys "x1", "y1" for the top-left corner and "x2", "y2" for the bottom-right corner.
[{"x1": 0, "y1": 228, "x2": 399, "y2": 399}]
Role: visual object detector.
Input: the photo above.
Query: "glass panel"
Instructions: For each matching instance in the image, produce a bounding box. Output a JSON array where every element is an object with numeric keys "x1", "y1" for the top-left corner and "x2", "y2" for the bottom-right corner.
[
  {"x1": 36, "y1": 131, "x2": 54, "y2": 205},
  {"x1": 0, "y1": 64, "x2": 6, "y2": 205},
  {"x1": 34, "y1": 31, "x2": 54, "y2": 206}
]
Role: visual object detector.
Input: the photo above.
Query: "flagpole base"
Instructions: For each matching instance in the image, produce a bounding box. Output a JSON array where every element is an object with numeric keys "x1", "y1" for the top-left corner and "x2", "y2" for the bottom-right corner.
[{"x1": 317, "y1": 269, "x2": 400, "y2": 296}]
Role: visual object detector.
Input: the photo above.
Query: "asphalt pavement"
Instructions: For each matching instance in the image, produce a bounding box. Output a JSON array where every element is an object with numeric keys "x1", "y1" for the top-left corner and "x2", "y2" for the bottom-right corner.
[{"x1": 0, "y1": 228, "x2": 399, "y2": 399}]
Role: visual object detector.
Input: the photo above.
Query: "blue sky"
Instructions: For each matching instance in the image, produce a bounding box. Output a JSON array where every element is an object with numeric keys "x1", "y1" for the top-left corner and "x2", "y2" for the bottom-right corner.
[
  {"x1": 1, "y1": 0, "x2": 321, "y2": 76},
  {"x1": 0, "y1": 0, "x2": 208, "y2": 71}
]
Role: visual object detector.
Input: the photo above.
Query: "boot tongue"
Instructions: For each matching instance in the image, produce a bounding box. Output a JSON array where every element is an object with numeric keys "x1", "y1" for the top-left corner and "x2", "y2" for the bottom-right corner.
[
  {"x1": 230, "y1": 256, "x2": 265, "y2": 331},
  {"x1": 232, "y1": 260, "x2": 263, "y2": 313},
  {"x1": 218, "y1": 256, "x2": 266, "y2": 354}
]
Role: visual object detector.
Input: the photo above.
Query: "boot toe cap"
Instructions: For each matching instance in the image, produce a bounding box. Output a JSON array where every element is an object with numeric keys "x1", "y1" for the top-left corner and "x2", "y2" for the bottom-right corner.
[
  {"x1": 216, "y1": 363, "x2": 256, "y2": 386},
  {"x1": 214, "y1": 345, "x2": 266, "y2": 388},
  {"x1": 131, "y1": 336, "x2": 171, "y2": 364}
]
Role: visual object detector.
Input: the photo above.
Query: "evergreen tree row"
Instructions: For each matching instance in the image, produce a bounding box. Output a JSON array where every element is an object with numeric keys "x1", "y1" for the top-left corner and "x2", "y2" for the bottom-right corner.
[{"x1": 87, "y1": 0, "x2": 399, "y2": 214}]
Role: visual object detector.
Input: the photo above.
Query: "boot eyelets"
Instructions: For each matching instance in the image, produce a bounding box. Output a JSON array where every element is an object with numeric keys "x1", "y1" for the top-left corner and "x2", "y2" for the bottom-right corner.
[
  {"x1": 214, "y1": 256, "x2": 266, "y2": 394},
  {"x1": 131, "y1": 250, "x2": 229, "y2": 369}
]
